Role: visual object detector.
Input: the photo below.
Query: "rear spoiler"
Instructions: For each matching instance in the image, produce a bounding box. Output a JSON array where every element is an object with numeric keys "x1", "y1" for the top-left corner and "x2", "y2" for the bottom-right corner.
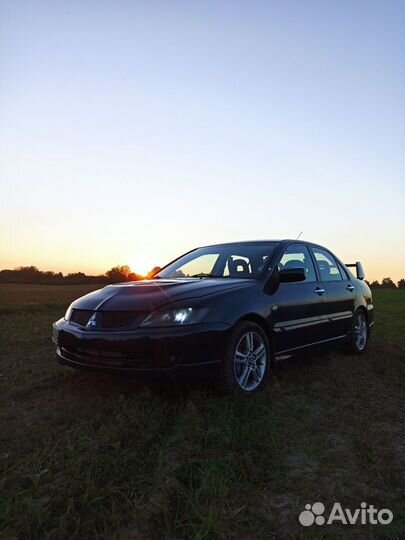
[{"x1": 345, "y1": 262, "x2": 365, "y2": 280}]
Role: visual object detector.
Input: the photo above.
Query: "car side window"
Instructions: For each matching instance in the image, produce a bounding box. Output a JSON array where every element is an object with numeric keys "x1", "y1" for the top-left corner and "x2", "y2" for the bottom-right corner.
[
  {"x1": 278, "y1": 245, "x2": 317, "y2": 282},
  {"x1": 312, "y1": 248, "x2": 343, "y2": 282}
]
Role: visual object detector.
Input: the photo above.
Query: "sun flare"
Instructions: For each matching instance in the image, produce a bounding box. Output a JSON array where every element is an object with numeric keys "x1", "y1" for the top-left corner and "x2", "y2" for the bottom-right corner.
[{"x1": 130, "y1": 257, "x2": 156, "y2": 278}]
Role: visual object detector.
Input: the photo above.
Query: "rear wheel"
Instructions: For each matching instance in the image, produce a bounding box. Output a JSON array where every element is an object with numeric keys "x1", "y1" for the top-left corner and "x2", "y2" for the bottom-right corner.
[
  {"x1": 220, "y1": 321, "x2": 271, "y2": 395},
  {"x1": 346, "y1": 309, "x2": 369, "y2": 354}
]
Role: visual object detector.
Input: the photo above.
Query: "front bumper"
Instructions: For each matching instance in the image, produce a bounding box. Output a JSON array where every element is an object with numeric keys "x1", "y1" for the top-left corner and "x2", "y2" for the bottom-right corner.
[{"x1": 52, "y1": 318, "x2": 230, "y2": 377}]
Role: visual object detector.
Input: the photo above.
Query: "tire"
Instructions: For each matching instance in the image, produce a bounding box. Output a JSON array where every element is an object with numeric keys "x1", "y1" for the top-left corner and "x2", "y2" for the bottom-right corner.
[
  {"x1": 220, "y1": 321, "x2": 271, "y2": 395},
  {"x1": 346, "y1": 309, "x2": 369, "y2": 354}
]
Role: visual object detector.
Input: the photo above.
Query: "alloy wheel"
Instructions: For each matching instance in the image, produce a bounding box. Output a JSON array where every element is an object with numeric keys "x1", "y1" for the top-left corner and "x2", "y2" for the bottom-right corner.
[
  {"x1": 354, "y1": 311, "x2": 368, "y2": 351},
  {"x1": 233, "y1": 331, "x2": 267, "y2": 391}
]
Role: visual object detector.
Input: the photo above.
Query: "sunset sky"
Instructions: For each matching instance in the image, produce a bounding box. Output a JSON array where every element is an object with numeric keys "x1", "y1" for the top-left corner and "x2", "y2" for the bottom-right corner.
[{"x1": 1, "y1": 1, "x2": 404, "y2": 281}]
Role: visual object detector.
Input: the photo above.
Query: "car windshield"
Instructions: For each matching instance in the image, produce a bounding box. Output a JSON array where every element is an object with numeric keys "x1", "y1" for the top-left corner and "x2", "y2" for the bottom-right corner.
[{"x1": 156, "y1": 243, "x2": 278, "y2": 280}]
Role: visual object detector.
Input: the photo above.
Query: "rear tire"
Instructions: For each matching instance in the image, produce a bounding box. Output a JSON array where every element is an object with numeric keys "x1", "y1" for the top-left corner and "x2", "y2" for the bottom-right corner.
[
  {"x1": 346, "y1": 309, "x2": 369, "y2": 354},
  {"x1": 220, "y1": 321, "x2": 271, "y2": 395}
]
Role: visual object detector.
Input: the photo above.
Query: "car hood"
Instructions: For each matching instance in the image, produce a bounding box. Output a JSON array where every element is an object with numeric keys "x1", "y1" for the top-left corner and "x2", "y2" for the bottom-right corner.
[{"x1": 71, "y1": 278, "x2": 254, "y2": 312}]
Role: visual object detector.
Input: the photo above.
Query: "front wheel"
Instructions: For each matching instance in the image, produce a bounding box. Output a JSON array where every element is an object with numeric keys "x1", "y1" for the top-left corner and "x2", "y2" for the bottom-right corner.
[
  {"x1": 346, "y1": 309, "x2": 369, "y2": 354},
  {"x1": 220, "y1": 321, "x2": 271, "y2": 395}
]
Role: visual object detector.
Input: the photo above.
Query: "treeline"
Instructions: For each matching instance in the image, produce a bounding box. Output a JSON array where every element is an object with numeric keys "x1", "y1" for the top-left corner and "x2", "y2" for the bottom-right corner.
[
  {"x1": 366, "y1": 277, "x2": 405, "y2": 289},
  {"x1": 0, "y1": 265, "x2": 161, "y2": 285},
  {"x1": 0, "y1": 266, "x2": 403, "y2": 288}
]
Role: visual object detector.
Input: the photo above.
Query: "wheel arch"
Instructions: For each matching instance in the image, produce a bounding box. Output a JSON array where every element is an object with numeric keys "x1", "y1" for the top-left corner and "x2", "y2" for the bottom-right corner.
[
  {"x1": 238, "y1": 313, "x2": 275, "y2": 366},
  {"x1": 355, "y1": 304, "x2": 368, "y2": 322}
]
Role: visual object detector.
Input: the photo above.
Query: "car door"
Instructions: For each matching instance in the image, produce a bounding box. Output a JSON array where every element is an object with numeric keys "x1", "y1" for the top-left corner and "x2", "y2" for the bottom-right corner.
[
  {"x1": 271, "y1": 243, "x2": 327, "y2": 354},
  {"x1": 309, "y1": 246, "x2": 356, "y2": 339}
]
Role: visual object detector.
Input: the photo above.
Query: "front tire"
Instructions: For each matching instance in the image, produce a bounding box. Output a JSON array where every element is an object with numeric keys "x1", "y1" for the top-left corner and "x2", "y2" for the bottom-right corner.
[
  {"x1": 346, "y1": 309, "x2": 369, "y2": 354},
  {"x1": 220, "y1": 321, "x2": 271, "y2": 395}
]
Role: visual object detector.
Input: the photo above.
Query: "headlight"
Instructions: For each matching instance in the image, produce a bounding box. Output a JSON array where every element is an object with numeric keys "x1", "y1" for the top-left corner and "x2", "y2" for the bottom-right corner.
[
  {"x1": 64, "y1": 304, "x2": 73, "y2": 321},
  {"x1": 140, "y1": 307, "x2": 209, "y2": 327}
]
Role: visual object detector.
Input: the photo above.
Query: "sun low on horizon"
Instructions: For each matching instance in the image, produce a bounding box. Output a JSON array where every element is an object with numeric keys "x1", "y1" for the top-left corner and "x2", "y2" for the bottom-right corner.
[{"x1": 128, "y1": 255, "x2": 159, "y2": 278}]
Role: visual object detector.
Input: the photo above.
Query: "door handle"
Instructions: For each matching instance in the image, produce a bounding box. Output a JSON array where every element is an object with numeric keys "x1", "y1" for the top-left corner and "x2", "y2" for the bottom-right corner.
[
  {"x1": 346, "y1": 284, "x2": 355, "y2": 292},
  {"x1": 315, "y1": 287, "x2": 325, "y2": 295}
]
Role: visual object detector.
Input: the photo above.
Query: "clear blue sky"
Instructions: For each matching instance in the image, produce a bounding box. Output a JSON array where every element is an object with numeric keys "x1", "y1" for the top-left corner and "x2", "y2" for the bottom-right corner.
[{"x1": 1, "y1": 0, "x2": 404, "y2": 280}]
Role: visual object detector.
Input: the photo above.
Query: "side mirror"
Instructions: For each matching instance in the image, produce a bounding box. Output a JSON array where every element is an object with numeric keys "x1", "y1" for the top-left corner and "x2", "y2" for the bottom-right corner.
[
  {"x1": 346, "y1": 261, "x2": 365, "y2": 280},
  {"x1": 279, "y1": 267, "x2": 306, "y2": 283},
  {"x1": 355, "y1": 262, "x2": 365, "y2": 280}
]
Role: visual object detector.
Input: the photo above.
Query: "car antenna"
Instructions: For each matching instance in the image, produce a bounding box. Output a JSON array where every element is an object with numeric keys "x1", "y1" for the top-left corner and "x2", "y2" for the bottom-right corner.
[{"x1": 296, "y1": 231, "x2": 303, "y2": 240}]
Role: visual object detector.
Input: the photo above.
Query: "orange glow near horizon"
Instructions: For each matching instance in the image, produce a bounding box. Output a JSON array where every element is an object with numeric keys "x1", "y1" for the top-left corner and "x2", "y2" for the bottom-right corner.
[
  {"x1": 129, "y1": 256, "x2": 157, "y2": 278},
  {"x1": 0, "y1": 245, "x2": 403, "y2": 284}
]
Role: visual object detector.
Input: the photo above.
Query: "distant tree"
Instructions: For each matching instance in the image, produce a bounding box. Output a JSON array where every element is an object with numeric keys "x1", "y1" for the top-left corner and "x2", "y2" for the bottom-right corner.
[
  {"x1": 370, "y1": 280, "x2": 380, "y2": 288},
  {"x1": 105, "y1": 265, "x2": 132, "y2": 283},
  {"x1": 147, "y1": 266, "x2": 161, "y2": 279},
  {"x1": 0, "y1": 269, "x2": 16, "y2": 283},
  {"x1": 0, "y1": 266, "x2": 108, "y2": 284},
  {"x1": 397, "y1": 278, "x2": 405, "y2": 288},
  {"x1": 364, "y1": 279, "x2": 370, "y2": 287},
  {"x1": 16, "y1": 265, "x2": 41, "y2": 283},
  {"x1": 42, "y1": 270, "x2": 58, "y2": 284},
  {"x1": 65, "y1": 272, "x2": 87, "y2": 284},
  {"x1": 381, "y1": 277, "x2": 396, "y2": 289},
  {"x1": 128, "y1": 272, "x2": 142, "y2": 281},
  {"x1": 17, "y1": 265, "x2": 39, "y2": 272}
]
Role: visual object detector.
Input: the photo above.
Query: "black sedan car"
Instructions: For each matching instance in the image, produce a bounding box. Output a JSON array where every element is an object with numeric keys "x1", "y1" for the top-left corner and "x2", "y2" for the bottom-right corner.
[{"x1": 53, "y1": 240, "x2": 374, "y2": 394}]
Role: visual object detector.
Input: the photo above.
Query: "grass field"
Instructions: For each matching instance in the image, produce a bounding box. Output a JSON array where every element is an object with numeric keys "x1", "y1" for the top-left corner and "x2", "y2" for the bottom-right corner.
[{"x1": 0, "y1": 284, "x2": 404, "y2": 540}]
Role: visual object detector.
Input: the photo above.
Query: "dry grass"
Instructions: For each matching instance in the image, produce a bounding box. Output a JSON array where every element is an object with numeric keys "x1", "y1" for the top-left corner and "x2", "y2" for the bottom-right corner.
[{"x1": 0, "y1": 285, "x2": 404, "y2": 540}]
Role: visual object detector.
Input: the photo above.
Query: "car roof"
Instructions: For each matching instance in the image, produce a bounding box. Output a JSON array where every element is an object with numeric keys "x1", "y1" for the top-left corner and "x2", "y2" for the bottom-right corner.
[
  {"x1": 201, "y1": 239, "x2": 319, "y2": 248},
  {"x1": 202, "y1": 240, "x2": 281, "y2": 247}
]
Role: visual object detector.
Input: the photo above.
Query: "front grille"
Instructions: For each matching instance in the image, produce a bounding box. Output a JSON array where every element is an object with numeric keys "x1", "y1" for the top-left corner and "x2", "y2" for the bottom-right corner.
[
  {"x1": 100, "y1": 311, "x2": 143, "y2": 329},
  {"x1": 70, "y1": 309, "x2": 94, "y2": 326},
  {"x1": 62, "y1": 345, "x2": 143, "y2": 366},
  {"x1": 69, "y1": 309, "x2": 144, "y2": 329},
  {"x1": 67, "y1": 346, "x2": 126, "y2": 358},
  {"x1": 61, "y1": 346, "x2": 178, "y2": 368}
]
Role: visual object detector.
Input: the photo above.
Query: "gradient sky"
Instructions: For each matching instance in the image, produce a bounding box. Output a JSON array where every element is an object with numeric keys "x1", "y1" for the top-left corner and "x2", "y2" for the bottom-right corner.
[{"x1": 1, "y1": 0, "x2": 404, "y2": 280}]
